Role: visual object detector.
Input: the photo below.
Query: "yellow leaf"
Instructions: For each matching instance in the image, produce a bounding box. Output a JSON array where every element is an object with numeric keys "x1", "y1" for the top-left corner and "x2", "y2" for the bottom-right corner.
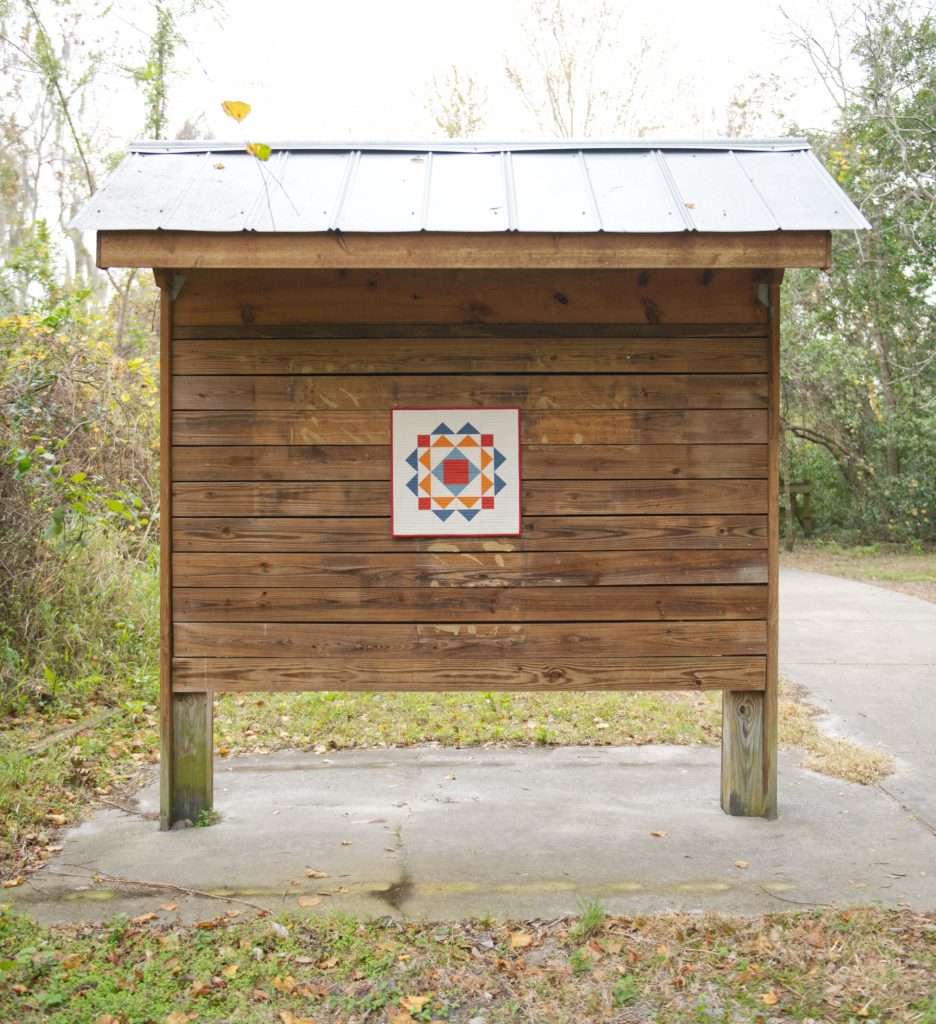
[
  {"x1": 2, "y1": 876, "x2": 24, "y2": 888},
  {"x1": 388, "y1": 1014, "x2": 414, "y2": 1024},
  {"x1": 509, "y1": 931, "x2": 533, "y2": 949},
  {"x1": 305, "y1": 868, "x2": 328, "y2": 879},
  {"x1": 760, "y1": 990, "x2": 779, "y2": 1005},
  {"x1": 400, "y1": 995, "x2": 431, "y2": 1012},
  {"x1": 279, "y1": 1013, "x2": 316, "y2": 1024},
  {"x1": 272, "y1": 974, "x2": 297, "y2": 993},
  {"x1": 298, "y1": 894, "x2": 322, "y2": 908},
  {"x1": 165, "y1": 1013, "x2": 194, "y2": 1024},
  {"x1": 650, "y1": 830, "x2": 666, "y2": 838},
  {"x1": 735, "y1": 860, "x2": 750, "y2": 869},
  {"x1": 47, "y1": 813, "x2": 67, "y2": 825},
  {"x1": 131, "y1": 912, "x2": 159, "y2": 924},
  {"x1": 61, "y1": 953, "x2": 84, "y2": 969},
  {"x1": 247, "y1": 141, "x2": 272, "y2": 161},
  {"x1": 221, "y1": 100, "x2": 251, "y2": 122},
  {"x1": 222, "y1": 963, "x2": 239, "y2": 978}
]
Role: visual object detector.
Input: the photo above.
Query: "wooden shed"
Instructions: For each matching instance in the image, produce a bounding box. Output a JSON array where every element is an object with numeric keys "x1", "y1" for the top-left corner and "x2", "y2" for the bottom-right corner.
[{"x1": 74, "y1": 139, "x2": 868, "y2": 829}]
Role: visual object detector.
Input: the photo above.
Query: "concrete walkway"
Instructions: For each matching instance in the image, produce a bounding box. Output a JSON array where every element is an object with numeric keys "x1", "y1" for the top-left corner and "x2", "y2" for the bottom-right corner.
[
  {"x1": 6, "y1": 568, "x2": 936, "y2": 923},
  {"x1": 781, "y1": 568, "x2": 936, "y2": 830}
]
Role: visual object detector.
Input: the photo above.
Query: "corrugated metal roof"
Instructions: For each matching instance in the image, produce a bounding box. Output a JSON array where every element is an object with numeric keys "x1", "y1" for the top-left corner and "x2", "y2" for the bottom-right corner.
[{"x1": 71, "y1": 139, "x2": 870, "y2": 233}]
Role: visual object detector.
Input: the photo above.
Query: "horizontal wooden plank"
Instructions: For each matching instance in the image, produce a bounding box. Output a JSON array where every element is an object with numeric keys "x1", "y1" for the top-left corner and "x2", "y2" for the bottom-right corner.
[
  {"x1": 173, "y1": 322, "x2": 768, "y2": 341},
  {"x1": 172, "y1": 584, "x2": 768, "y2": 622},
  {"x1": 171, "y1": 549, "x2": 767, "y2": 588},
  {"x1": 172, "y1": 409, "x2": 767, "y2": 446},
  {"x1": 173, "y1": 337, "x2": 767, "y2": 375},
  {"x1": 172, "y1": 374, "x2": 767, "y2": 412},
  {"x1": 173, "y1": 620, "x2": 768, "y2": 659},
  {"x1": 172, "y1": 480, "x2": 768, "y2": 517},
  {"x1": 172, "y1": 444, "x2": 768, "y2": 482},
  {"x1": 172, "y1": 269, "x2": 768, "y2": 327},
  {"x1": 172, "y1": 515, "x2": 768, "y2": 552},
  {"x1": 173, "y1": 656, "x2": 767, "y2": 693},
  {"x1": 101, "y1": 229, "x2": 829, "y2": 271}
]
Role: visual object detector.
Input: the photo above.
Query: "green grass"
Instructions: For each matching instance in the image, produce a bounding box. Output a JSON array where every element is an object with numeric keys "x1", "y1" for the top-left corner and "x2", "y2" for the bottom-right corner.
[
  {"x1": 214, "y1": 688, "x2": 723, "y2": 756},
  {"x1": 0, "y1": 905, "x2": 933, "y2": 1023}
]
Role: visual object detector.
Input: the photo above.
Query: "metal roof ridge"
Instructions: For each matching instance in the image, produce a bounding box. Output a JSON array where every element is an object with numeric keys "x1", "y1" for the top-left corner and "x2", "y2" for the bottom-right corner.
[{"x1": 127, "y1": 137, "x2": 813, "y2": 155}]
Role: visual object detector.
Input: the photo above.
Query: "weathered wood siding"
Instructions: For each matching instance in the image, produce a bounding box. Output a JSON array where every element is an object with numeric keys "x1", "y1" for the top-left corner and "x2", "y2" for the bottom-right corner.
[{"x1": 170, "y1": 269, "x2": 770, "y2": 693}]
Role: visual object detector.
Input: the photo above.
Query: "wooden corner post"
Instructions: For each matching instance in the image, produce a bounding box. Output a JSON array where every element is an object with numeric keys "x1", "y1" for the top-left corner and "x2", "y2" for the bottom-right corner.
[
  {"x1": 157, "y1": 271, "x2": 213, "y2": 830},
  {"x1": 721, "y1": 272, "x2": 780, "y2": 819}
]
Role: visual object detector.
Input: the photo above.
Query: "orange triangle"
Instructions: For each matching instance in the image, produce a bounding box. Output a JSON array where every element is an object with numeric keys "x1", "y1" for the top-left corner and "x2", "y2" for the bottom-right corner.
[
  {"x1": 459, "y1": 496, "x2": 479, "y2": 508},
  {"x1": 480, "y1": 475, "x2": 492, "y2": 493},
  {"x1": 458, "y1": 436, "x2": 478, "y2": 448},
  {"x1": 434, "y1": 496, "x2": 453, "y2": 508},
  {"x1": 420, "y1": 475, "x2": 432, "y2": 494},
  {"x1": 432, "y1": 436, "x2": 453, "y2": 448},
  {"x1": 480, "y1": 450, "x2": 492, "y2": 469},
  {"x1": 419, "y1": 451, "x2": 432, "y2": 468}
]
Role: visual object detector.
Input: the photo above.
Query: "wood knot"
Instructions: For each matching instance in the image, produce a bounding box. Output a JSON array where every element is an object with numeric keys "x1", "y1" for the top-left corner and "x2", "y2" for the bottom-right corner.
[
  {"x1": 641, "y1": 297, "x2": 661, "y2": 324},
  {"x1": 702, "y1": 269, "x2": 715, "y2": 286},
  {"x1": 240, "y1": 303, "x2": 255, "y2": 325},
  {"x1": 637, "y1": 271, "x2": 650, "y2": 287},
  {"x1": 552, "y1": 291, "x2": 569, "y2": 305}
]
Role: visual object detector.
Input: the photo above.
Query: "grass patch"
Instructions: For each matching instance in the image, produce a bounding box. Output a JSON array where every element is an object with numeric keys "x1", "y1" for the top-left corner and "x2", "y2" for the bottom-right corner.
[
  {"x1": 214, "y1": 689, "x2": 723, "y2": 756},
  {"x1": 0, "y1": 905, "x2": 933, "y2": 1023},
  {"x1": 780, "y1": 684, "x2": 895, "y2": 785},
  {"x1": 783, "y1": 541, "x2": 936, "y2": 602}
]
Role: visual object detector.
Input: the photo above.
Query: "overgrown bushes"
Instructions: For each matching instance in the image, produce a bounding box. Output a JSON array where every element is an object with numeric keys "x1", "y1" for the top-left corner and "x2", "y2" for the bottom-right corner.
[{"x1": 0, "y1": 289, "x2": 159, "y2": 715}]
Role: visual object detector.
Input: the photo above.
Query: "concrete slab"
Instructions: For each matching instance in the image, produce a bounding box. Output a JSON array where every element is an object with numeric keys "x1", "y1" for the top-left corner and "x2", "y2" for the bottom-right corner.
[
  {"x1": 6, "y1": 745, "x2": 935, "y2": 924},
  {"x1": 780, "y1": 568, "x2": 936, "y2": 829}
]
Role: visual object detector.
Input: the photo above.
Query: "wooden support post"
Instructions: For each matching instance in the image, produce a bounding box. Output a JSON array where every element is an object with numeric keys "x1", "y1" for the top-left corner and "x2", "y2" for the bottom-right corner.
[
  {"x1": 722, "y1": 272, "x2": 780, "y2": 818},
  {"x1": 157, "y1": 270, "x2": 214, "y2": 828},
  {"x1": 721, "y1": 691, "x2": 767, "y2": 815},
  {"x1": 170, "y1": 691, "x2": 214, "y2": 824}
]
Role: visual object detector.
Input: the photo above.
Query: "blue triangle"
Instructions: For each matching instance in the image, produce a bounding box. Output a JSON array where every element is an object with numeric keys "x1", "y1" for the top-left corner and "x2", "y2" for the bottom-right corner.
[
  {"x1": 493, "y1": 448, "x2": 506, "y2": 470},
  {"x1": 432, "y1": 422, "x2": 454, "y2": 435},
  {"x1": 405, "y1": 449, "x2": 419, "y2": 470},
  {"x1": 457, "y1": 422, "x2": 480, "y2": 434},
  {"x1": 433, "y1": 509, "x2": 454, "y2": 521},
  {"x1": 406, "y1": 474, "x2": 419, "y2": 496},
  {"x1": 494, "y1": 473, "x2": 506, "y2": 495},
  {"x1": 459, "y1": 509, "x2": 480, "y2": 521}
]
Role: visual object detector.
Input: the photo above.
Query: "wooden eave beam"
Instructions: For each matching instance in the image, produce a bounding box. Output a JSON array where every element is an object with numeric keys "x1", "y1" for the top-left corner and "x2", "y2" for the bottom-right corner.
[{"x1": 98, "y1": 229, "x2": 832, "y2": 271}]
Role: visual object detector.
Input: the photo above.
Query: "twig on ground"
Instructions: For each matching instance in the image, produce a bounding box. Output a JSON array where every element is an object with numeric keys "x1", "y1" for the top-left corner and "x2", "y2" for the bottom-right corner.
[
  {"x1": 758, "y1": 884, "x2": 830, "y2": 908},
  {"x1": 98, "y1": 798, "x2": 158, "y2": 820},
  {"x1": 44, "y1": 868, "x2": 271, "y2": 914}
]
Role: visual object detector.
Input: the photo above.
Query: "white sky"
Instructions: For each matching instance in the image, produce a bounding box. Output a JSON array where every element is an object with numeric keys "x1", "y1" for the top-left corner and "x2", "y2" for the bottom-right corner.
[{"x1": 91, "y1": 0, "x2": 855, "y2": 147}]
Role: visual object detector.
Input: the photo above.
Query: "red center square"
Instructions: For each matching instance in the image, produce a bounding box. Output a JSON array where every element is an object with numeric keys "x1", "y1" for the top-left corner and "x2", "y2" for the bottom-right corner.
[
  {"x1": 442, "y1": 457, "x2": 470, "y2": 485},
  {"x1": 417, "y1": 434, "x2": 431, "y2": 448},
  {"x1": 480, "y1": 433, "x2": 494, "y2": 447}
]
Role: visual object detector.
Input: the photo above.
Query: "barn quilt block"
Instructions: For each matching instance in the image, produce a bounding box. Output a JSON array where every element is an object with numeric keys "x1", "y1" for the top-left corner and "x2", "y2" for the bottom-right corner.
[{"x1": 391, "y1": 408, "x2": 521, "y2": 537}]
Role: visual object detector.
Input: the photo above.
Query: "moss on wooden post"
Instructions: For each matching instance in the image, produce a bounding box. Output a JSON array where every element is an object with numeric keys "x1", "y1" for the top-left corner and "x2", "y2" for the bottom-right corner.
[{"x1": 169, "y1": 692, "x2": 213, "y2": 826}]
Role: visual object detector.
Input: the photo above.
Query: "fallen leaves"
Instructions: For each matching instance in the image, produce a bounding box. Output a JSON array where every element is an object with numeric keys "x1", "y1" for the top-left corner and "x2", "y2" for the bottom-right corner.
[
  {"x1": 735, "y1": 860, "x2": 751, "y2": 869},
  {"x1": 509, "y1": 931, "x2": 533, "y2": 950},
  {"x1": 279, "y1": 1012, "x2": 316, "y2": 1024},
  {"x1": 650, "y1": 830, "x2": 666, "y2": 838},
  {"x1": 297, "y1": 895, "x2": 322, "y2": 908},
  {"x1": 304, "y1": 868, "x2": 328, "y2": 879},
  {"x1": 221, "y1": 100, "x2": 251, "y2": 122},
  {"x1": 164, "y1": 1013, "x2": 196, "y2": 1024},
  {"x1": 400, "y1": 994, "x2": 431, "y2": 1012},
  {"x1": 2, "y1": 876, "x2": 24, "y2": 888},
  {"x1": 760, "y1": 989, "x2": 779, "y2": 1005}
]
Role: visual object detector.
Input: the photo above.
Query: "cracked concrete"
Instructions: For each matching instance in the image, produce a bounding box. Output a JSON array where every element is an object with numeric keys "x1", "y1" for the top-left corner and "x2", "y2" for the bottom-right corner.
[{"x1": 4, "y1": 568, "x2": 935, "y2": 924}]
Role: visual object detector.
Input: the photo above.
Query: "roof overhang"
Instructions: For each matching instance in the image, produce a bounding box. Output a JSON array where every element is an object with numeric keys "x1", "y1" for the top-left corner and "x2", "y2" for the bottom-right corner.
[{"x1": 98, "y1": 229, "x2": 832, "y2": 270}]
